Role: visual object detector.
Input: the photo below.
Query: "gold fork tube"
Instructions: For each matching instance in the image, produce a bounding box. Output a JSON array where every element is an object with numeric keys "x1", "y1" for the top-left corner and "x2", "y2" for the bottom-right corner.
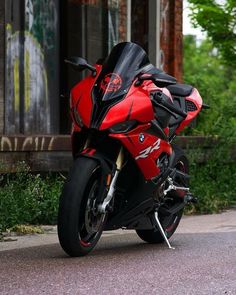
[{"x1": 116, "y1": 146, "x2": 124, "y2": 170}]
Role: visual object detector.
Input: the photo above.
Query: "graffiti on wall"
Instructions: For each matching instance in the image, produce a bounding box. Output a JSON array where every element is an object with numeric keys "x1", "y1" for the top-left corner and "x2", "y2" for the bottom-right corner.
[
  {"x1": 5, "y1": 0, "x2": 59, "y2": 135},
  {"x1": 159, "y1": 0, "x2": 169, "y2": 70},
  {"x1": 6, "y1": 24, "x2": 49, "y2": 133},
  {"x1": 0, "y1": 136, "x2": 71, "y2": 152},
  {"x1": 26, "y1": 0, "x2": 58, "y2": 51},
  {"x1": 0, "y1": 136, "x2": 55, "y2": 152}
]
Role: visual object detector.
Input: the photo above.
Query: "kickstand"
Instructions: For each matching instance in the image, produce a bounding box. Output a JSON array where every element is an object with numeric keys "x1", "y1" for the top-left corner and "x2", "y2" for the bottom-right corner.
[{"x1": 154, "y1": 211, "x2": 175, "y2": 250}]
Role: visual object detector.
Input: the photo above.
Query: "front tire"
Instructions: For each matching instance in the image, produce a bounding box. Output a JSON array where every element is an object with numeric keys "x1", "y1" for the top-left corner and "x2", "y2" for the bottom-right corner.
[
  {"x1": 136, "y1": 145, "x2": 189, "y2": 244},
  {"x1": 58, "y1": 157, "x2": 107, "y2": 257}
]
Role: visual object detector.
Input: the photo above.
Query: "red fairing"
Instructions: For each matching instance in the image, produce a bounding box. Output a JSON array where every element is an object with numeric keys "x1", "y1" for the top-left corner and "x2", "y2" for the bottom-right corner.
[
  {"x1": 110, "y1": 124, "x2": 172, "y2": 180},
  {"x1": 144, "y1": 81, "x2": 173, "y2": 103},
  {"x1": 175, "y1": 88, "x2": 202, "y2": 134},
  {"x1": 70, "y1": 65, "x2": 102, "y2": 128},
  {"x1": 100, "y1": 83, "x2": 155, "y2": 130}
]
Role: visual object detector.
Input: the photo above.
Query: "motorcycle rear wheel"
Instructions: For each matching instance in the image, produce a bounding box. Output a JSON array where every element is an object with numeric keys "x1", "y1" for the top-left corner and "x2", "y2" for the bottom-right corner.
[
  {"x1": 58, "y1": 157, "x2": 107, "y2": 257},
  {"x1": 136, "y1": 145, "x2": 188, "y2": 244}
]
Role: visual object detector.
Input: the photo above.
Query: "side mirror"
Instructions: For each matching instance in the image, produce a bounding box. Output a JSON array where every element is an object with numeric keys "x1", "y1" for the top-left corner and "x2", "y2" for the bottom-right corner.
[
  {"x1": 136, "y1": 72, "x2": 177, "y2": 88},
  {"x1": 65, "y1": 57, "x2": 97, "y2": 75}
]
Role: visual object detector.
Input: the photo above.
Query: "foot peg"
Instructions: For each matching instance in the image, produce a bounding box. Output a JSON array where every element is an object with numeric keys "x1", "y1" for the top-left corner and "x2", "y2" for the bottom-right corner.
[
  {"x1": 154, "y1": 212, "x2": 175, "y2": 250},
  {"x1": 184, "y1": 193, "x2": 198, "y2": 204}
]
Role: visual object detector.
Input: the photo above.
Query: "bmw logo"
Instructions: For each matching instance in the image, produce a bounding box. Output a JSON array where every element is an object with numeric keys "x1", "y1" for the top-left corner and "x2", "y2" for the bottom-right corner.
[{"x1": 139, "y1": 133, "x2": 145, "y2": 143}]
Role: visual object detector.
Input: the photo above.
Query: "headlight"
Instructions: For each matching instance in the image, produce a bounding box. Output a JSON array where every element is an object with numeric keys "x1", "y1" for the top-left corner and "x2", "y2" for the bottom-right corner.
[
  {"x1": 109, "y1": 120, "x2": 138, "y2": 134},
  {"x1": 72, "y1": 107, "x2": 83, "y2": 128}
]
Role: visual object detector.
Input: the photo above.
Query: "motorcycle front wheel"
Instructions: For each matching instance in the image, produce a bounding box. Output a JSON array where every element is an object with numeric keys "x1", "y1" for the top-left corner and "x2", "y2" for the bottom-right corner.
[{"x1": 58, "y1": 157, "x2": 107, "y2": 257}]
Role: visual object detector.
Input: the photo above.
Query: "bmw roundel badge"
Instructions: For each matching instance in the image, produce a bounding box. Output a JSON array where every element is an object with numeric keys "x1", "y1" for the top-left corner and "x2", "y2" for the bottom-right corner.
[{"x1": 139, "y1": 133, "x2": 145, "y2": 143}]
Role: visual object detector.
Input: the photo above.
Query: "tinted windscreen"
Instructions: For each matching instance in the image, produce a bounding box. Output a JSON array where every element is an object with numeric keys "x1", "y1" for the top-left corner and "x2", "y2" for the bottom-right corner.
[{"x1": 93, "y1": 42, "x2": 150, "y2": 101}]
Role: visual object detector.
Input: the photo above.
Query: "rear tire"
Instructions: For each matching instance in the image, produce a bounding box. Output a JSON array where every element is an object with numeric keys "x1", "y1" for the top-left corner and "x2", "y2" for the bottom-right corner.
[
  {"x1": 58, "y1": 157, "x2": 107, "y2": 257},
  {"x1": 136, "y1": 145, "x2": 188, "y2": 244}
]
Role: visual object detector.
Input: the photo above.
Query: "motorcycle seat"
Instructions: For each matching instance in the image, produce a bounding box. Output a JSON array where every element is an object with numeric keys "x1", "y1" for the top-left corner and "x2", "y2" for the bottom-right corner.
[{"x1": 167, "y1": 84, "x2": 193, "y2": 97}]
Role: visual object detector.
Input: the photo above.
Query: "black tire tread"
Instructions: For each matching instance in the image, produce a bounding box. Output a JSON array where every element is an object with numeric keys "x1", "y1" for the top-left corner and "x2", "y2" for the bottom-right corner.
[{"x1": 58, "y1": 157, "x2": 101, "y2": 257}]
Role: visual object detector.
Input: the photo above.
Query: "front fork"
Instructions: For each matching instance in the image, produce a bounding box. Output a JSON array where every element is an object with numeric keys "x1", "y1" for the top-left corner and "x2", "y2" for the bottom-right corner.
[{"x1": 98, "y1": 147, "x2": 124, "y2": 213}]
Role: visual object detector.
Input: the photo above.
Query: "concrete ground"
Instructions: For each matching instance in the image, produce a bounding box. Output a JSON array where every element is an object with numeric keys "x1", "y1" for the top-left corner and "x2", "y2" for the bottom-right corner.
[
  {"x1": 0, "y1": 210, "x2": 235, "y2": 294},
  {"x1": 1, "y1": 209, "x2": 235, "y2": 252}
]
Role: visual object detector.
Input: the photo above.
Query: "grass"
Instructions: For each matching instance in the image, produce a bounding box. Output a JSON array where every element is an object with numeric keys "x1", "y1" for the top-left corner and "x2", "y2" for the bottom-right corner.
[
  {"x1": 185, "y1": 142, "x2": 236, "y2": 214},
  {"x1": 0, "y1": 163, "x2": 63, "y2": 232}
]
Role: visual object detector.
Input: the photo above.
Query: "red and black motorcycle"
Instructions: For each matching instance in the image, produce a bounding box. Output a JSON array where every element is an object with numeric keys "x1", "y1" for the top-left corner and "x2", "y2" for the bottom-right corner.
[{"x1": 58, "y1": 42, "x2": 204, "y2": 257}]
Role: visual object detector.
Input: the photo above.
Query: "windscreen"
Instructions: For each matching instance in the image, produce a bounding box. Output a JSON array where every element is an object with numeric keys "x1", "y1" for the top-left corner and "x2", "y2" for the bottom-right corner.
[{"x1": 93, "y1": 42, "x2": 150, "y2": 101}]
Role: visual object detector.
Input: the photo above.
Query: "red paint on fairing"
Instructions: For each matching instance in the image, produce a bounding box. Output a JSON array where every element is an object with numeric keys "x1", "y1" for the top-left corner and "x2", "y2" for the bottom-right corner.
[
  {"x1": 69, "y1": 64, "x2": 203, "y2": 181},
  {"x1": 110, "y1": 124, "x2": 172, "y2": 180},
  {"x1": 100, "y1": 83, "x2": 155, "y2": 130},
  {"x1": 70, "y1": 65, "x2": 102, "y2": 128},
  {"x1": 81, "y1": 148, "x2": 96, "y2": 156},
  {"x1": 175, "y1": 88, "x2": 202, "y2": 134},
  {"x1": 143, "y1": 80, "x2": 174, "y2": 103}
]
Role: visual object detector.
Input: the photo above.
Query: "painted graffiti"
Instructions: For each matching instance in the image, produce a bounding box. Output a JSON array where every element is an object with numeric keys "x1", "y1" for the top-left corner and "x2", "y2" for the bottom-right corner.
[
  {"x1": 160, "y1": 0, "x2": 169, "y2": 41},
  {"x1": 5, "y1": 25, "x2": 49, "y2": 133},
  {"x1": 68, "y1": 0, "x2": 103, "y2": 6},
  {"x1": 159, "y1": 0, "x2": 169, "y2": 70},
  {"x1": 0, "y1": 136, "x2": 71, "y2": 152},
  {"x1": 5, "y1": 0, "x2": 59, "y2": 134},
  {"x1": 25, "y1": 0, "x2": 58, "y2": 51}
]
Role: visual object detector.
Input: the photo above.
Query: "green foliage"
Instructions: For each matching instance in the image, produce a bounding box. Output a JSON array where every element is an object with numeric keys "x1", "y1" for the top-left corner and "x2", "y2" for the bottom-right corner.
[
  {"x1": 8, "y1": 224, "x2": 44, "y2": 235},
  {"x1": 186, "y1": 145, "x2": 236, "y2": 214},
  {"x1": 184, "y1": 35, "x2": 236, "y2": 213},
  {"x1": 0, "y1": 164, "x2": 63, "y2": 232},
  {"x1": 188, "y1": 0, "x2": 236, "y2": 66},
  {"x1": 184, "y1": 36, "x2": 236, "y2": 136}
]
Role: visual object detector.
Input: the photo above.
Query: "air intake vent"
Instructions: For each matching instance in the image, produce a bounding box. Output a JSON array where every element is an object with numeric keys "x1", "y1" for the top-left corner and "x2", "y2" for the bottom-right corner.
[{"x1": 186, "y1": 100, "x2": 197, "y2": 111}]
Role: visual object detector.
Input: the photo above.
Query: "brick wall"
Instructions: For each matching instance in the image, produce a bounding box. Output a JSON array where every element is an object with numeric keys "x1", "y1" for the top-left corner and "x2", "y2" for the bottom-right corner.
[
  {"x1": 0, "y1": 1, "x2": 4, "y2": 133},
  {"x1": 160, "y1": 0, "x2": 183, "y2": 82},
  {"x1": 118, "y1": 0, "x2": 127, "y2": 42}
]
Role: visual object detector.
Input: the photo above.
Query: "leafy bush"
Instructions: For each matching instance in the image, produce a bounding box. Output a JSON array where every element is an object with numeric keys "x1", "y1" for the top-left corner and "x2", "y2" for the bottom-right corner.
[
  {"x1": 184, "y1": 36, "x2": 236, "y2": 136},
  {"x1": 186, "y1": 144, "x2": 236, "y2": 214},
  {"x1": 183, "y1": 36, "x2": 236, "y2": 213},
  {"x1": 0, "y1": 163, "x2": 63, "y2": 232}
]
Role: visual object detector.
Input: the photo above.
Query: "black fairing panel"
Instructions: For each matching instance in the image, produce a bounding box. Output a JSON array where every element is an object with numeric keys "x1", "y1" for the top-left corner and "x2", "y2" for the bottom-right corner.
[
  {"x1": 153, "y1": 92, "x2": 173, "y2": 128},
  {"x1": 105, "y1": 156, "x2": 156, "y2": 230},
  {"x1": 90, "y1": 42, "x2": 151, "y2": 128},
  {"x1": 169, "y1": 96, "x2": 187, "y2": 137}
]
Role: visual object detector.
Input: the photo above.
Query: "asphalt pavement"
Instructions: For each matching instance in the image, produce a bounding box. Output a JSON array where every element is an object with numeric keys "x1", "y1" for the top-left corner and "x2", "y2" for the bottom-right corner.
[{"x1": 0, "y1": 210, "x2": 235, "y2": 295}]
